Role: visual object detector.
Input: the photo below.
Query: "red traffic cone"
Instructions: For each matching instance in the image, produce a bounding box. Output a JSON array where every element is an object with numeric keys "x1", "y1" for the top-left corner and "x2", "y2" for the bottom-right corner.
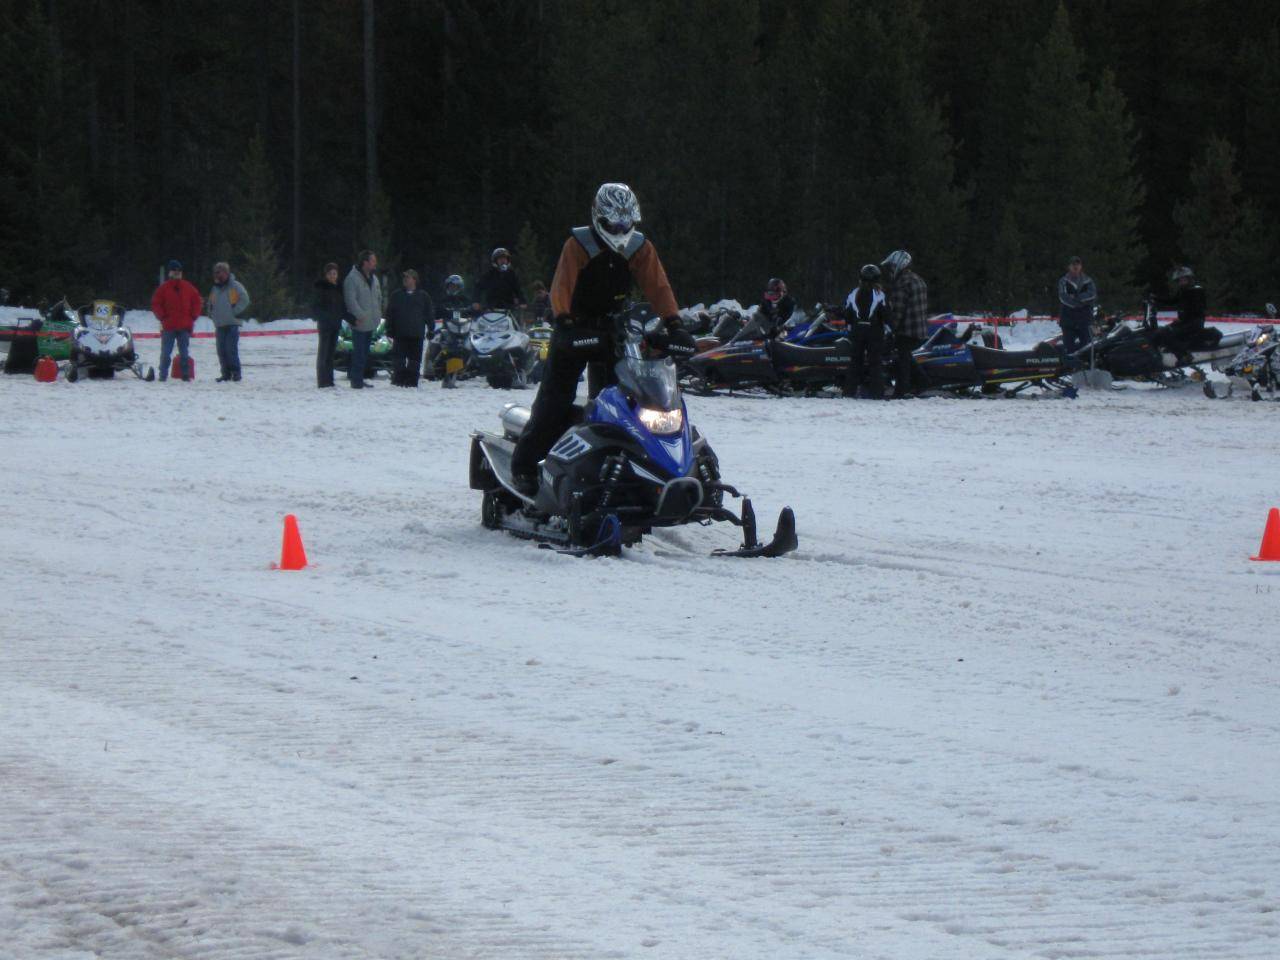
[
  {"x1": 170, "y1": 355, "x2": 195, "y2": 380},
  {"x1": 1251, "y1": 507, "x2": 1280, "y2": 562},
  {"x1": 276, "y1": 514, "x2": 308, "y2": 570},
  {"x1": 34, "y1": 356, "x2": 58, "y2": 382}
]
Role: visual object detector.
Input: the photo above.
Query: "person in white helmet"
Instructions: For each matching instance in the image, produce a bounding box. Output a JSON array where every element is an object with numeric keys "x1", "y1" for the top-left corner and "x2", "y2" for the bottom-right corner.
[{"x1": 509, "y1": 182, "x2": 694, "y2": 494}]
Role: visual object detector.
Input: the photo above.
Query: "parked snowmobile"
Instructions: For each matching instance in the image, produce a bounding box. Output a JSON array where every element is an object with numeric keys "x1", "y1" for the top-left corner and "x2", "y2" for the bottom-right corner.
[
  {"x1": 65, "y1": 300, "x2": 155, "y2": 382},
  {"x1": 912, "y1": 323, "x2": 1075, "y2": 397},
  {"x1": 780, "y1": 304, "x2": 848, "y2": 345},
  {"x1": 682, "y1": 309, "x2": 852, "y2": 394},
  {"x1": 334, "y1": 319, "x2": 395, "y2": 378},
  {"x1": 1073, "y1": 301, "x2": 1250, "y2": 386},
  {"x1": 36, "y1": 300, "x2": 77, "y2": 361},
  {"x1": 527, "y1": 320, "x2": 553, "y2": 384},
  {"x1": 426, "y1": 309, "x2": 474, "y2": 387},
  {"x1": 469, "y1": 312, "x2": 797, "y2": 557},
  {"x1": 1203, "y1": 306, "x2": 1279, "y2": 400},
  {"x1": 468, "y1": 310, "x2": 534, "y2": 388}
]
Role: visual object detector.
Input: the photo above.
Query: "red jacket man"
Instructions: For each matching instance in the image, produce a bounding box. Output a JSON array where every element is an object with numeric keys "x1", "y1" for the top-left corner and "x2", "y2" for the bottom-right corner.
[
  {"x1": 150, "y1": 259, "x2": 203, "y2": 380},
  {"x1": 151, "y1": 265, "x2": 203, "y2": 332}
]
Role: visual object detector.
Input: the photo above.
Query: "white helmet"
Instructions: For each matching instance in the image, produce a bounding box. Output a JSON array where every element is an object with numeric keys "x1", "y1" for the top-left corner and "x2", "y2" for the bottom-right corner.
[
  {"x1": 592, "y1": 183, "x2": 642, "y2": 254},
  {"x1": 880, "y1": 249, "x2": 912, "y2": 280}
]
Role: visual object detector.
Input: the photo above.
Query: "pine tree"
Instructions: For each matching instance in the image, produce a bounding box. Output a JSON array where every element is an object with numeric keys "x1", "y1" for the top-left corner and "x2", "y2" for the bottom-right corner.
[
  {"x1": 1077, "y1": 69, "x2": 1146, "y2": 310},
  {"x1": 1173, "y1": 137, "x2": 1274, "y2": 309},
  {"x1": 1012, "y1": 5, "x2": 1146, "y2": 311},
  {"x1": 515, "y1": 222, "x2": 549, "y2": 289},
  {"x1": 221, "y1": 135, "x2": 291, "y2": 322},
  {"x1": 0, "y1": 7, "x2": 106, "y2": 305},
  {"x1": 813, "y1": 0, "x2": 966, "y2": 304},
  {"x1": 1013, "y1": 3, "x2": 1093, "y2": 309},
  {"x1": 985, "y1": 207, "x2": 1029, "y2": 315}
]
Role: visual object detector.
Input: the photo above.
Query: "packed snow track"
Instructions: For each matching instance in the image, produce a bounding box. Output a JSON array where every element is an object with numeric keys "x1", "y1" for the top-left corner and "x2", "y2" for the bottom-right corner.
[{"x1": 2, "y1": 335, "x2": 1278, "y2": 959}]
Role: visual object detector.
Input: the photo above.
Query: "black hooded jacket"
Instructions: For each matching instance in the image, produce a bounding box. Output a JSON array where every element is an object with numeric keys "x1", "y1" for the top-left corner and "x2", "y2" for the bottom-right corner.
[{"x1": 475, "y1": 267, "x2": 525, "y2": 310}]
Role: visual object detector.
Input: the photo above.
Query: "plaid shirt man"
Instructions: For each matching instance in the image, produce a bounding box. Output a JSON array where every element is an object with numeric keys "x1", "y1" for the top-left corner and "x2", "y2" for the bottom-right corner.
[{"x1": 886, "y1": 268, "x2": 929, "y2": 339}]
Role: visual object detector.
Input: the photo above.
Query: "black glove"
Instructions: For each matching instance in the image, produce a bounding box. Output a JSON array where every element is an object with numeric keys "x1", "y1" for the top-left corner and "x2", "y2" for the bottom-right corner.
[{"x1": 644, "y1": 323, "x2": 697, "y2": 359}]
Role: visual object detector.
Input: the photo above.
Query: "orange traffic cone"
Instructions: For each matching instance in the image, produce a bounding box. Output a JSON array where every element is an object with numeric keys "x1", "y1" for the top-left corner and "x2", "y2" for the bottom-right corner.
[
  {"x1": 1251, "y1": 508, "x2": 1280, "y2": 562},
  {"x1": 33, "y1": 356, "x2": 58, "y2": 382},
  {"x1": 276, "y1": 514, "x2": 308, "y2": 570}
]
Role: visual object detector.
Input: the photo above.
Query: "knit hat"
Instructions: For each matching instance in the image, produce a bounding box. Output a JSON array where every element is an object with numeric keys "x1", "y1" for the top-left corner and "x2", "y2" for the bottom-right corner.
[{"x1": 166, "y1": 259, "x2": 183, "y2": 272}]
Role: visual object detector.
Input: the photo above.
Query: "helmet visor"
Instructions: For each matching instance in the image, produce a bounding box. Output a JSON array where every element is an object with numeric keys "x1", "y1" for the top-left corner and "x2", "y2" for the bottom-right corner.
[{"x1": 598, "y1": 216, "x2": 634, "y2": 236}]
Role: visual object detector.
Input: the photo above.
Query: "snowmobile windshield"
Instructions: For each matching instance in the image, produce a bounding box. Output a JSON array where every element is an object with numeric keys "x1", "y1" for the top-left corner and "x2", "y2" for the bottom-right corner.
[
  {"x1": 475, "y1": 312, "x2": 515, "y2": 332},
  {"x1": 84, "y1": 302, "x2": 121, "y2": 330},
  {"x1": 617, "y1": 346, "x2": 680, "y2": 412}
]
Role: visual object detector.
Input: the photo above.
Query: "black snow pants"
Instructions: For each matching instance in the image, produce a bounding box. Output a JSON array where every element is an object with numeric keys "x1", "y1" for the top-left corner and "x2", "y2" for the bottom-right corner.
[
  {"x1": 316, "y1": 320, "x2": 341, "y2": 387},
  {"x1": 891, "y1": 333, "x2": 926, "y2": 398},
  {"x1": 510, "y1": 321, "x2": 618, "y2": 479},
  {"x1": 845, "y1": 321, "x2": 885, "y2": 398},
  {"x1": 391, "y1": 336, "x2": 424, "y2": 386}
]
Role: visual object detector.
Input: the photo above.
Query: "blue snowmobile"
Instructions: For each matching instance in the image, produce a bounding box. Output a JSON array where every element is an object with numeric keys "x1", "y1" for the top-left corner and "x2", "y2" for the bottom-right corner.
[{"x1": 469, "y1": 313, "x2": 797, "y2": 557}]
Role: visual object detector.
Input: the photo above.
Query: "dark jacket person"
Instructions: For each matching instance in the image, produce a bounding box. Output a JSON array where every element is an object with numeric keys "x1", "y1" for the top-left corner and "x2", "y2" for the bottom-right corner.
[
  {"x1": 386, "y1": 269, "x2": 434, "y2": 387},
  {"x1": 313, "y1": 262, "x2": 345, "y2": 388}
]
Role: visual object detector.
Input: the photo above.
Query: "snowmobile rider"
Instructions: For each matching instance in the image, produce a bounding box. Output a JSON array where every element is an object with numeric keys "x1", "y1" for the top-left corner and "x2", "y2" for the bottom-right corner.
[
  {"x1": 474, "y1": 248, "x2": 527, "y2": 314},
  {"x1": 509, "y1": 182, "x2": 695, "y2": 495},
  {"x1": 437, "y1": 274, "x2": 472, "y2": 318},
  {"x1": 757, "y1": 277, "x2": 796, "y2": 332},
  {"x1": 881, "y1": 249, "x2": 929, "y2": 398},
  {"x1": 1150, "y1": 266, "x2": 1207, "y2": 365},
  {"x1": 842, "y1": 263, "x2": 887, "y2": 399}
]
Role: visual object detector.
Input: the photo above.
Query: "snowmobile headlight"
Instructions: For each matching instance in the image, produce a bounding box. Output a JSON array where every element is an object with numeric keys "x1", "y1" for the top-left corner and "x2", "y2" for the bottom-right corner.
[{"x1": 638, "y1": 406, "x2": 683, "y2": 435}]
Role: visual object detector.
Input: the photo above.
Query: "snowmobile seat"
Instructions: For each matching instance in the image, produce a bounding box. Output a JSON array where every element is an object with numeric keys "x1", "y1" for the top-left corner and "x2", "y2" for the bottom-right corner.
[
  {"x1": 771, "y1": 338, "x2": 852, "y2": 365},
  {"x1": 969, "y1": 340, "x2": 1065, "y2": 370},
  {"x1": 1191, "y1": 327, "x2": 1223, "y2": 349}
]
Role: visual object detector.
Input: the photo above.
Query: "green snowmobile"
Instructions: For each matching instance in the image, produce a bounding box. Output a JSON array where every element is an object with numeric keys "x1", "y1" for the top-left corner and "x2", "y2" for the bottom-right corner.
[{"x1": 334, "y1": 318, "x2": 395, "y2": 378}]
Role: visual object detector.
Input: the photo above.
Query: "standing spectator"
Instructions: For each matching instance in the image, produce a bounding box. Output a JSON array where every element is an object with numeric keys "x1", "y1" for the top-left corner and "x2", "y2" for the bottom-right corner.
[
  {"x1": 530, "y1": 280, "x2": 552, "y2": 323},
  {"x1": 1057, "y1": 256, "x2": 1098, "y2": 354},
  {"x1": 312, "y1": 262, "x2": 344, "y2": 388},
  {"x1": 842, "y1": 264, "x2": 887, "y2": 399},
  {"x1": 150, "y1": 259, "x2": 202, "y2": 381},
  {"x1": 343, "y1": 250, "x2": 382, "y2": 389},
  {"x1": 881, "y1": 249, "x2": 929, "y2": 398},
  {"x1": 474, "y1": 247, "x2": 526, "y2": 312},
  {"x1": 386, "y1": 268, "x2": 434, "y2": 387},
  {"x1": 206, "y1": 261, "x2": 252, "y2": 382}
]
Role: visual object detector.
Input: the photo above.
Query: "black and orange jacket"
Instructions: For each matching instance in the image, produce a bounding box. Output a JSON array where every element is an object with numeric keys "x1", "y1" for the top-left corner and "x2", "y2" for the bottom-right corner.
[{"x1": 549, "y1": 226, "x2": 679, "y2": 324}]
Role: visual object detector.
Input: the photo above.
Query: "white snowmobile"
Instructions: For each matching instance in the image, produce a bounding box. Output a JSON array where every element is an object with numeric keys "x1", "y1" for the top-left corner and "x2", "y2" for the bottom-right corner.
[
  {"x1": 65, "y1": 300, "x2": 155, "y2": 382},
  {"x1": 468, "y1": 310, "x2": 534, "y2": 389}
]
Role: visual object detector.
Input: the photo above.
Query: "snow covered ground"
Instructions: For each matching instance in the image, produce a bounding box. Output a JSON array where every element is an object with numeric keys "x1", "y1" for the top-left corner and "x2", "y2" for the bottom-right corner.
[{"x1": 2, "y1": 334, "x2": 1278, "y2": 959}]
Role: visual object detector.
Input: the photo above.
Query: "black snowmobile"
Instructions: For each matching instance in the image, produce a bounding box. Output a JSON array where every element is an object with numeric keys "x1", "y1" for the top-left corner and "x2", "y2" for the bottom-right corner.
[
  {"x1": 681, "y1": 310, "x2": 852, "y2": 395},
  {"x1": 469, "y1": 312, "x2": 798, "y2": 557},
  {"x1": 1073, "y1": 301, "x2": 1251, "y2": 387},
  {"x1": 911, "y1": 323, "x2": 1077, "y2": 397}
]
